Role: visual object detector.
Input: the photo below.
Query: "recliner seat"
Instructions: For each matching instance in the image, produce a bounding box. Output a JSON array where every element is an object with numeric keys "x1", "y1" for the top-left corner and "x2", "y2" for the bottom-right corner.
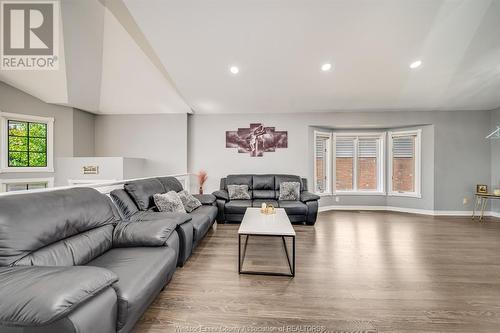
[
  {"x1": 212, "y1": 174, "x2": 320, "y2": 225},
  {"x1": 111, "y1": 176, "x2": 217, "y2": 265}
]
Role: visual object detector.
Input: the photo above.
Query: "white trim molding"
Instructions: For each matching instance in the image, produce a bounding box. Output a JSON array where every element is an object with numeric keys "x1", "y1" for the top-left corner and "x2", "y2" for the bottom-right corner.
[
  {"x1": 319, "y1": 205, "x2": 500, "y2": 218},
  {"x1": 0, "y1": 111, "x2": 55, "y2": 173},
  {"x1": 388, "y1": 129, "x2": 422, "y2": 198}
]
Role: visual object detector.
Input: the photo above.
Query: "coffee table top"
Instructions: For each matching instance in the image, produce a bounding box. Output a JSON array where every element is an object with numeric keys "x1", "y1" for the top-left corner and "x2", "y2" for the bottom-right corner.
[{"x1": 238, "y1": 208, "x2": 296, "y2": 236}]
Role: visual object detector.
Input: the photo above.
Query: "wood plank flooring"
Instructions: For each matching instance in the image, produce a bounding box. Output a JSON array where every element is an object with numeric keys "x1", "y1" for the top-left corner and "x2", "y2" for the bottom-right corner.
[{"x1": 132, "y1": 211, "x2": 500, "y2": 333}]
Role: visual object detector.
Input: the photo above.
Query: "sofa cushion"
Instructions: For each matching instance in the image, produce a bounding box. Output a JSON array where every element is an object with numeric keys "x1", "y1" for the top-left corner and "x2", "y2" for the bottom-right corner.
[
  {"x1": 227, "y1": 185, "x2": 251, "y2": 200},
  {"x1": 252, "y1": 175, "x2": 274, "y2": 190},
  {"x1": 253, "y1": 189, "x2": 276, "y2": 199},
  {"x1": 279, "y1": 182, "x2": 301, "y2": 201},
  {"x1": 189, "y1": 205, "x2": 217, "y2": 242},
  {"x1": 153, "y1": 191, "x2": 186, "y2": 213},
  {"x1": 178, "y1": 190, "x2": 202, "y2": 212},
  {"x1": 124, "y1": 179, "x2": 165, "y2": 211},
  {"x1": 252, "y1": 199, "x2": 279, "y2": 208},
  {"x1": 0, "y1": 188, "x2": 117, "y2": 267},
  {"x1": 15, "y1": 225, "x2": 114, "y2": 266},
  {"x1": 157, "y1": 177, "x2": 184, "y2": 193},
  {"x1": 226, "y1": 175, "x2": 253, "y2": 189},
  {"x1": 0, "y1": 266, "x2": 118, "y2": 327},
  {"x1": 87, "y1": 246, "x2": 177, "y2": 331},
  {"x1": 278, "y1": 201, "x2": 308, "y2": 215},
  {"x1": 225, "y1": 200, "x2": 252, "y2": 214},
  {"x1": 110, "y1": 189, "x2": 139, "y2": 219}
]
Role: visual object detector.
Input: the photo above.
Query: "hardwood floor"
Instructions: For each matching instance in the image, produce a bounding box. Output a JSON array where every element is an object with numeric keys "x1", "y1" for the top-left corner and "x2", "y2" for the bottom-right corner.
[{"x1": 133, "y1": 211, "x2": 500, "y2": 333}]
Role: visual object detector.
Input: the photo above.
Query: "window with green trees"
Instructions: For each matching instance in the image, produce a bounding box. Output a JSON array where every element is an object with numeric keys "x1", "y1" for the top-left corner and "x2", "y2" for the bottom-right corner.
[{"x1": 8, "y1": 120, "x2": 47, "y2": 167}]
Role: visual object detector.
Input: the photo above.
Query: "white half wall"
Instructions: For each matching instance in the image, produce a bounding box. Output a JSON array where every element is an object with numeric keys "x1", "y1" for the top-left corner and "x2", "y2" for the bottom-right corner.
[{"x1": 94, "y1": 114, "x2": 188, "y2": 176}]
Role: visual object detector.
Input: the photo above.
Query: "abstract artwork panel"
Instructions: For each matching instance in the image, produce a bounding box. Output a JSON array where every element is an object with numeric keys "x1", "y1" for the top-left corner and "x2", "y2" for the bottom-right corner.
[{"x1": 226, "y1": 123, "x2": 288, "y2": 157}]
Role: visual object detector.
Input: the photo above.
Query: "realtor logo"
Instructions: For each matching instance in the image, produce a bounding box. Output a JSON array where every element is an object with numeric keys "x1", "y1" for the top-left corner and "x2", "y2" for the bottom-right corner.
[{"x1": 1, "y1": 1, "x2": 59, "y2": 70}]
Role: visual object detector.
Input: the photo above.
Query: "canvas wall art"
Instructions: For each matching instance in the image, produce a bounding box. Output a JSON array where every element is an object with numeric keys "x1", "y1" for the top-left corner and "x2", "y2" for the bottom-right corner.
[{"x1": 226, "y1": 123, "x2": 288, "y2": 157}]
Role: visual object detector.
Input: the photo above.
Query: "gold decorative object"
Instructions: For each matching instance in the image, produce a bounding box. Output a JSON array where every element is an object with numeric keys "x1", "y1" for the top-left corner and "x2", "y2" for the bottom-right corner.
[
  {"x1": 476, "y1": 184, "x2": 488, "y2": 194},
  {"x1": 494, "y1": 189, "x2": 500, "y2": 196},
  {"x1": 263, "y1": 204, "x2": 276, "y2": 215}
]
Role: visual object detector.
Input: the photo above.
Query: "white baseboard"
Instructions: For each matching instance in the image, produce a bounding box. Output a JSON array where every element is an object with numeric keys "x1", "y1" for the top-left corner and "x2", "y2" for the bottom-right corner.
[{"x1": 319, "y1": 205, "x2": 500, "y2": 218}]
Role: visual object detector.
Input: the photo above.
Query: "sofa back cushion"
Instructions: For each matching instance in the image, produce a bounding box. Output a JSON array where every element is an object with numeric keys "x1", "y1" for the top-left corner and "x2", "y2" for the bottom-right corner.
[
  {"x1": 110, "y1": 189, "x2": 139, "y2": 219},
  {"x1": 251, "y1": 175, "x2": 275, "y2": 199},
  {"x1": 14, "y1": 225, "x2": 114, "y2": 266},
  {"x1": 124, "y1": 178, "x2": 165, "y2": 210},
  {"x1": 0, "y1": 188, "x2": 117, "y2": 267},
  {"x1": 157, "y1": 177, "x2": 184, "y2": 193}
]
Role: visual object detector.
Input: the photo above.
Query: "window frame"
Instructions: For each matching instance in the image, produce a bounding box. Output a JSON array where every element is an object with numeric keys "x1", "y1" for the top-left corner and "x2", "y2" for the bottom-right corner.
[
  {"x1": 333, "y1": 132, "x2": 386, "y2": 196},
  {"x1": 388, "y1": 129, "x2": 422, "y2": 198},
  {"x1": 313, "y1": 130, "x2": 333, "y2": 195},
  {"x1": 0, "y1": 112, "x2": 54, "y2": 173}
]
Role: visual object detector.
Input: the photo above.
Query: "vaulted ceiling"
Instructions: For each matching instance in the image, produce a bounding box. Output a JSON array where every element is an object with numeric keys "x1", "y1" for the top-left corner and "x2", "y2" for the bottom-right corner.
[{"x1": 1, "y1": 0, "x2": 500, "y2": 114}]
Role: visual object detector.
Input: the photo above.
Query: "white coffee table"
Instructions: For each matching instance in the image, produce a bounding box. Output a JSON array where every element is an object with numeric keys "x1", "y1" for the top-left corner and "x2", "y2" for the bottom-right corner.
[{"x1": 238, "y1": 208, "x2": 296, "y2": 277}]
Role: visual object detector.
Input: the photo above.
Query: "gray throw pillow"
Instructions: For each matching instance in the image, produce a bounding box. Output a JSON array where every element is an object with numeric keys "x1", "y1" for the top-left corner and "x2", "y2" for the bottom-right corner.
[
  {"x1": 153, "y1": 191, "x2": 186, "y2": 213},
  {"x1": 178, "y1": 190, "x2": 202, "y2": 213},
  {"x1": 279, "y1": 182, "x2": 300, "y2": 201},
  {"x1": 227, "y1": 184, "x2": 251, "y2": 200}
]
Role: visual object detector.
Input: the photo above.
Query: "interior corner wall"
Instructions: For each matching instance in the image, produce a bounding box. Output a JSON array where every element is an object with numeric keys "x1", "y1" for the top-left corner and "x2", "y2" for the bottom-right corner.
[
  {"x1": 188, "y1": 110, "x2": 491, "y2": 212},
  {"x1": 94, "y1": 113, "x2": 188, "y2": 177},
  {"x1": 490, "y1": 107, "x2": 500, "y2": 212},
  {"x1": 73, "y1": 109, "x2": 95, "y2": 157}
]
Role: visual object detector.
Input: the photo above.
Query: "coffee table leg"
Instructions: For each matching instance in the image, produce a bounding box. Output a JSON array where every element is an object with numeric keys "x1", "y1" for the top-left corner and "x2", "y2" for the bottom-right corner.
[
  {"x1": 292, "y1": 236, "x2": 295, "y2": 277},
  {"x1": 239, "y1": 235, "x2": 250, "y2": 274}
]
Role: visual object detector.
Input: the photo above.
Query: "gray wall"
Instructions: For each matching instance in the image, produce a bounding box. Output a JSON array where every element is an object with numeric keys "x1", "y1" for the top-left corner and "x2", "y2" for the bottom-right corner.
[
  {"x1": 73, "y1": 109, "x2": 95, "y2": 157},
  {"x1": 188, "y1": 110, "x2": 491, "y2": 211},
  {"x1": 94, "y1": 114, "x2": 188, "y2": 176}
]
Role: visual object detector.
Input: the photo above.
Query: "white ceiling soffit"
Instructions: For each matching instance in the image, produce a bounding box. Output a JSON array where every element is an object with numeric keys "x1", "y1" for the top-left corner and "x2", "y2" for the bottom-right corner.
[
  {"x1": 1, "y1": 0, "x2": 191, "y2": 115},
  {"x1": 124, "y1": 0, "x2": 500, "y2": 114},
  {"x1": 0, "y1": 1, "x2": 68, "y2": 104},
  {"x1": 99, "y1": 4, "x2": 192, "y2": 114}
]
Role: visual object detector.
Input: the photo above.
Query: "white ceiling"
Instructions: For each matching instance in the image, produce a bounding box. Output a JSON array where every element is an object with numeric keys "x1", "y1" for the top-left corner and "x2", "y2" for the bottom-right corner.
[{"x1": 124, "y1": 0, "x2": 500, "y2": 113}]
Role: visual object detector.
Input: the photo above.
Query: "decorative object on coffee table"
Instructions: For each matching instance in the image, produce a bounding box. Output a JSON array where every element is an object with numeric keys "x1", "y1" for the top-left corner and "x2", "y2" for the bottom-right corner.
[
  {"x1": 476, "y1": 184, "x2": 488, "y2": 194},
  {"x1": 226, "y1": 123, "x2": 288, "y2": 157},
  {"x1": 198, "y1": 170, "x2": 207, "y2": 194}
]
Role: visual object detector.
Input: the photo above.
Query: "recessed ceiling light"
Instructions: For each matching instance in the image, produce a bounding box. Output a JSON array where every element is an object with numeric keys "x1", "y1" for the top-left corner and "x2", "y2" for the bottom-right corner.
[
  {"x1": 321, "y1": 63, "x2": 332, "y2": 71},
  {"x1": 409, "y1": 60, "x2": 422, "y2": 69},
  {"x1": 229, "y1": 66, "x2": 239, "y2": 74}
]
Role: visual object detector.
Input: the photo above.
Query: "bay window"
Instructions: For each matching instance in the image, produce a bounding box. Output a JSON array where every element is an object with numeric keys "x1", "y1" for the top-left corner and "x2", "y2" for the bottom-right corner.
[{"x1": 314, "y1": 131, "x2": 332, "y2": 194}]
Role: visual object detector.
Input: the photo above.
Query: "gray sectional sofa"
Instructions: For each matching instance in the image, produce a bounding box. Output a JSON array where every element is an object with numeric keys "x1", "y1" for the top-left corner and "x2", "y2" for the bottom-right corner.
[
  {"x1": 213, "y1": 174, "x2": 320, "y2": 225},
  {"x1": 0, "y1": 187, "x2": 184, "y2": 333},
  {"x1": 110, "y1": 176, "x2": 217, "y2": 266}
]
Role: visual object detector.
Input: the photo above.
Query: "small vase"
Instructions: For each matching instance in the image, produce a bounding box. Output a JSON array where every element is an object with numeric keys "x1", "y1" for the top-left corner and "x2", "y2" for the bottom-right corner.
[{"x1": 199, "y1": 187, "x2": 203, "y2": 195}]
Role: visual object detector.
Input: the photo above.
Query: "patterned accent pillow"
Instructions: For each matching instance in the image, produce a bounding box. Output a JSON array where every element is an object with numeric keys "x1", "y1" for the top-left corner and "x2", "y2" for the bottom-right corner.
[
  {"x1": 279, "y1": 182, "x2": 300, "y2": 201},
  {"x1": 178, "y1": 190, "x2": 202, "y2": 213},
  {"x1": 227, "y1": 184, "x2": 251, "y2": 200},
  {"x1": 153, "y1": 191, "x2": 186, "y2": 213}
]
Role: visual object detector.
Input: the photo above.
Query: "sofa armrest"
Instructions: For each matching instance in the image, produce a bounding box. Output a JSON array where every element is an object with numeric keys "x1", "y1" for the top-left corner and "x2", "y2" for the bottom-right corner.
[
  {"x1": 113, "y1": 219, "x2": 178, "y2": 247},
  {"x1": 193, "y1": 194, "x2": 216, "y2": 205},
  {"x1": 212, "y1": 190, "x2": 229, "y2": 201},
  {"x1": 300, "y1": 191, "x2": 320, "y2": 202},
  {"x1": 0, "y1": 266, "x2": 117, "y2": 327}
]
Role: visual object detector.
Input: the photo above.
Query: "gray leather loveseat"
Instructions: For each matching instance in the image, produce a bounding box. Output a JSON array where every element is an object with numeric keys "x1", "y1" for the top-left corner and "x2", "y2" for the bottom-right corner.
[
  {"x1": 213, "y1": 174, "x2": 320, "y2": 225},
  {"x1": 110, "y1": 176, "x2": 217, "y2": 266},
  {"x1": 0, "y1": 187, "x2": 186, "y2": 333}
]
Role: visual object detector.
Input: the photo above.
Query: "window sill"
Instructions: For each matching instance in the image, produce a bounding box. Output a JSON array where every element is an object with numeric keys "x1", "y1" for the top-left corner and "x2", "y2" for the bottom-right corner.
[
  {"x1": 0, "y1": 167, "x2": 54, "y2": 173},
  {"x1": 388, "y1": 192, "x2": 422, "y2": 198},
  {"x1": 315, "y1": 192, "x2": 333, "y2": 197},
  {"x1": 334, "y1": 191, "x2": 386, "y2": 196}
]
